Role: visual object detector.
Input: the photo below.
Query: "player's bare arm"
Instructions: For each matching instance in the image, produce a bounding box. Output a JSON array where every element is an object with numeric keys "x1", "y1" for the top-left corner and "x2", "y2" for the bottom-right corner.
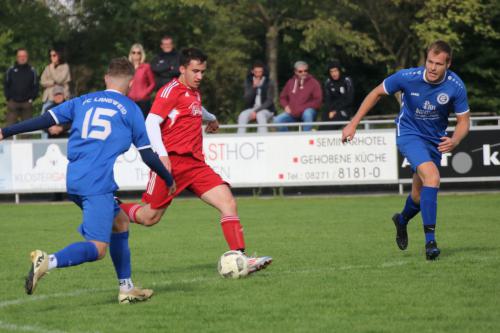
[
  {"x1": 0, "y1": 128, "x2": 3, "y2": 140},
  {"x1": 438, "y1": 112, "x2": 470, "y2": 153},
  {"x1": 342, "y1": 83, "x2": 387, "y2": 142}
]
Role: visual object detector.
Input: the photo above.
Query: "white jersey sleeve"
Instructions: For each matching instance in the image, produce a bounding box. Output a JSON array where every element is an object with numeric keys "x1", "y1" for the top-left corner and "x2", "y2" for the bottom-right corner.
[{"x1": 145, "y1": 113, "x2": 168, "y2": 156}]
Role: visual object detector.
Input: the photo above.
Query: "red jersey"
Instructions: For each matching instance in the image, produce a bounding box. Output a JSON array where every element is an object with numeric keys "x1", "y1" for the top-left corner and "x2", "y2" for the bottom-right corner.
[{"x1": 150, "y1": 78, "x2": 204, "y2": 160}]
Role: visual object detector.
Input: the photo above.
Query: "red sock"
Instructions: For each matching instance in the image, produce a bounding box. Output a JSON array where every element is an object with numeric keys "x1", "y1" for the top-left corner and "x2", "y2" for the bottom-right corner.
[
  {"x1": 120, "y1": 203, "x2": 142, "y2": 223},
  {"x1": 220, "y1": 216, "x2": 246, "y2": 251}
]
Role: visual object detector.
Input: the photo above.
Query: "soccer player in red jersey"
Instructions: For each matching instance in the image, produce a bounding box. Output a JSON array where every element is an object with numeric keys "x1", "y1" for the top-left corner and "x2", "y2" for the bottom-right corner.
[{"x1": 120, "y1": 48, "x2": 272, "y2": 273}]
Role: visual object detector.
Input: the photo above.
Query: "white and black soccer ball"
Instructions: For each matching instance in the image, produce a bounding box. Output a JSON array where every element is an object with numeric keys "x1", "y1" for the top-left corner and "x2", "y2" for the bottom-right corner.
[{"x1": 217, "y1": 250, "x2": 249, "y2": 279}]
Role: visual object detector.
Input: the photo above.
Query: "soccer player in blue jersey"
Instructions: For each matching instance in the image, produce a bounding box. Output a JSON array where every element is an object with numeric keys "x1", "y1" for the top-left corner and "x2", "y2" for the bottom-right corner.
[
  {"x1": 342, "y1": 40, "x2": 470, "y2": 260},
  {"x1": 0, "y1": 58, "x2": 176, "y2": 303}
]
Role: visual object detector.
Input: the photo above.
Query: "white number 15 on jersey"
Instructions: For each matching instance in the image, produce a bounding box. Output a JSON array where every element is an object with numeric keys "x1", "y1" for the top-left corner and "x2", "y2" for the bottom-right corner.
[{"x1": 81, "y1": 107, "x2": 117, "y2": 140}]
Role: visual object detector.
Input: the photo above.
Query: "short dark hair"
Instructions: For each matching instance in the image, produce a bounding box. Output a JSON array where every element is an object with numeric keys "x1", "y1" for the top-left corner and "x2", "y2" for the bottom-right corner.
[
  {"x1": 427, "y1": 40, "x2": 452, "y2": 62},
  {"x1": 161, "y1": 35, "x2": 174, "y2": 42},
  {"x1": 179, "y1": 48, "x2": 207, "y2": 67},
  {"x1": 252, "y1": 60, "x2": 266, "y2": 69},
  {"x1": 106, "y1": 57, "x2": 135, "y2": 77}
]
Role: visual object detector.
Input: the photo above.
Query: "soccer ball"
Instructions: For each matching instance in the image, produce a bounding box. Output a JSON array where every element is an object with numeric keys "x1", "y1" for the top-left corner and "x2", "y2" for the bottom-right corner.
[{"x1": 217, "y1": 250, "x2": 249, "y2": 279}]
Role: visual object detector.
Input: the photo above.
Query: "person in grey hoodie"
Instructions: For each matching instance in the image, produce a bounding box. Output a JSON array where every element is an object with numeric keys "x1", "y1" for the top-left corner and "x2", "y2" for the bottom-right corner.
[
  {"x1": 274, "y1": 60, "x2": 322, "y2": 131},
  {"x1": 237, "y1": 61, "x2": 276, "y2": 134}
]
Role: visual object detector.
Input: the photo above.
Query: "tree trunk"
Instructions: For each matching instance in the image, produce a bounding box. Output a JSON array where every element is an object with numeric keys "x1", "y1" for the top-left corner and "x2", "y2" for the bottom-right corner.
[{"x1": 266, "y1": 23, "x2": 279, "y2": 106}]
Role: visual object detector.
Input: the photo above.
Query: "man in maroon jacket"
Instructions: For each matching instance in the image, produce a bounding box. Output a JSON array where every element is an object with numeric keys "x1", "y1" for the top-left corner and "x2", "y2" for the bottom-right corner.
[{"x1": 274, "y1": 61, "x2": 322, "y2": 131}]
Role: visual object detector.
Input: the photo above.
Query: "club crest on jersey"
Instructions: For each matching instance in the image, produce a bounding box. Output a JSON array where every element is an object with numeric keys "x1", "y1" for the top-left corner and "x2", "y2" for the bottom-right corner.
[
  {"x1": 437, "y1": 93, "x2": 449, "y2": 105},
  {"x1": 189, "y1": 102, "x2": 202, "y2": 116}
]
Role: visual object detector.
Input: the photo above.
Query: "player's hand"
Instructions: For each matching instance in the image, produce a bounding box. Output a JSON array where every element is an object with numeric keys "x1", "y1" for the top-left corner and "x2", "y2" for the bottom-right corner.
[
  {"x1": 341, "y1": 123, "x2": 356, "y2": 143},
  {"x1": 160, "y1": 155, "x2": 172, "y2": 173},
  {"x1": 284, "y1": 106, "x2": 291, "y2": 114},
  {"x1": 438, "y1": 136, "x2": 458, "y2": 153},
  {"x1": 0, "y1": 128, "x2": 3, "y2": 141},
  {"x1": 48, "y1": 125, "x2": 63, "y2": 136},
  {"x1": 168, "y1": 180, "x2": 177, "y2": 196},
  {"x1": 328, "y1": 111, "x2": 336, "y2": 119},
  {"x1": 205, "y1": 120, "x2": 219, "y2": 134}
]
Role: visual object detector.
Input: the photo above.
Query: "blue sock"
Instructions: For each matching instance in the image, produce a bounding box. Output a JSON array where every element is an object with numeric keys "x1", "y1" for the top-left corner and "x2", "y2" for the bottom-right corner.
[
  {"x1": 110, "y1": 231, "x2": 131, "y2": 279},
  {"x1": 54, "y1": 242, "x2": 99, "y2": 268},
  {"x1": 399, "y1": 195, "x2": 420, "y2": 225},
  {"x1": 420, "y1": 186, "x2": 439, "y2": 243}
]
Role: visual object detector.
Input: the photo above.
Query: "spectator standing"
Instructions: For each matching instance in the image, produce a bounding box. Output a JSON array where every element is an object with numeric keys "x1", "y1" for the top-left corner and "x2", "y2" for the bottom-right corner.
[
  {"x1": 275, "y1": 61, "x2": 322, "y2": 131},
  {"x1": 40, "y1": 48, "x2": 71, "y2": 115},
  {"x1": 3, "y1": 48, "x2": 39, "y2": 126},
  {"x1": 150, "y1": 36, "x2": 180, "y2": 90},
  {"x1": 320, "y1": 61, "x2": 354, "y2": 130},
  {"x1": 127, "y1": 43, "x2": 155, "y2": 118},
  {"x1": 237, "y1": 61, "x2": 275, "y2": 134}
]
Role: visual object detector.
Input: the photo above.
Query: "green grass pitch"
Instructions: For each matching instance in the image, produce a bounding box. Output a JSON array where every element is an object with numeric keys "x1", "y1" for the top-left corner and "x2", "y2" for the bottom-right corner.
[{"x1": 0, "y1": 193, "x2": 499, "y2": 333}]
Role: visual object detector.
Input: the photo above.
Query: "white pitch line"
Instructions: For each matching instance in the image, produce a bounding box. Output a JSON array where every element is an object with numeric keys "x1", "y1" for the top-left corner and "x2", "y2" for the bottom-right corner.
[
  {"x1": 0, "y1": 261, "x2": 399, "y2": 310},
  {"x1": 0, "y1": 320, "x2": 70, "y2": 333},
  {"x1": 0, "y1": 256, "x2": 497, "y2": 332}
]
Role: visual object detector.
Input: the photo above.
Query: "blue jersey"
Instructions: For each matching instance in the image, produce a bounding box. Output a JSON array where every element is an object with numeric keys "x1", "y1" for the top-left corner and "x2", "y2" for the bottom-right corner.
[
  {"x1": 383, "y1": 67, "x2": 469, "y2": 144},
  {"x1": 48, "y1": 89, "x2": 150, "y2": 195}
]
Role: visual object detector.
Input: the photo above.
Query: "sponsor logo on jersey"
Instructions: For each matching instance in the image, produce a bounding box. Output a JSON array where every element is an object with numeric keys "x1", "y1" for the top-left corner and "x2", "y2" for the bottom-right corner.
[
  {"x1": 423, "y1": 100, "x2": 436, "y2": 111},
  {"x1": 411, "y1": 92, "x2": 420, "y2": 96},
  {"x1": 437, "y1": 93, "x2": 449, "y2": 105},
  {"x1": 189, "y1": 102, "x2": 202, "y2": 116}
]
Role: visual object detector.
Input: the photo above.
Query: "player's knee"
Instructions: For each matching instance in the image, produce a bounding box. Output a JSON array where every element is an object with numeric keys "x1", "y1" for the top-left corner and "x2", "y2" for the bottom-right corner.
[
  {"x1": 92, "y1": 243, "x2": 107, "y2": 260},
  {"x1": 423, "y1": 173, "x2": 440, "y2": 187},
  {"x1": 97, "y1": 249, "x2": 107, "y2": 260},
  {"x1": 223, "y1": 196, "x2": 238, "y2": 215}
]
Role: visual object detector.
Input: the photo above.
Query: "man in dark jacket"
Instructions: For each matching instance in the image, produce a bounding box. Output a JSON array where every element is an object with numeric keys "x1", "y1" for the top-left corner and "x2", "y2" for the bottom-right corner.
[
  {"x1": 4, "y1": 48, "x2": 39, "y2": 126},
  {"x1": 320, "y1": 61, "x2": 354, "y2": 130},
  {"x1": 237, "y1": 61, "x2": 275, "y2": 134},
  {"x1": 150, "y1": 36, "x2": 180, "y2": 90}
]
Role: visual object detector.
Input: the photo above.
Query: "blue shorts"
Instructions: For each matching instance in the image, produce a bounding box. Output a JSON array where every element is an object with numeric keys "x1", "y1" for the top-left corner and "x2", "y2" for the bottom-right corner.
[
  {"x1": 68, "y1": 193, "x2": 120, "y2": 243},
  {"x1": 397, "y1": 134, "x2": 441, "y2": 173}
]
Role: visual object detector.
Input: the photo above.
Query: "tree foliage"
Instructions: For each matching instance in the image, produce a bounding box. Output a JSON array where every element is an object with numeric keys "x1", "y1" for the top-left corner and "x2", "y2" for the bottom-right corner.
[{"x1": 0, "y1": 0, "x2": 499, "y2": 124}]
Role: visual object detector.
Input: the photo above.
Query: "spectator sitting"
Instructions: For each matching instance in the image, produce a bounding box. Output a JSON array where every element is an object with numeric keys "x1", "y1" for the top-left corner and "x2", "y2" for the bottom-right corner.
[
  {"x1": 150, "y1": 35, "x2": 180, "y2": 90},
  {"x1": 274, "y1": 61, "x2": 322, "y2": 131},
  {"x1": 127, "y1": 43, "x2": 155, "y2": 118},
  {"x1": 40, "y1": 48, "x2": 71, "y2": 114},
  {"x1": 44, "y1": 85, "x2": 70, "y2": 138},
  {"x1": 3, "y1": 48, "x2": 39, "y2": 126},
  {"x1": 320, "y1": 60, "x2": 354, "y2": 130},
  {"x1": 237, "y1": 61, "x2": 276, "y2": 134}
]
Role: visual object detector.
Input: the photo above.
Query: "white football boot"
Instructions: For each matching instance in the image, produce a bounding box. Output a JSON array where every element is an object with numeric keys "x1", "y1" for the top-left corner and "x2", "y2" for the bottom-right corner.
[
  {"x1": 246, "y1": 254, "x2": 273, "y2": 274},
  {"x1": 25, "y1": 250, "x2": 49, "y2": 295},
  {"x1": 118, "y1": 287, "x2": 154, "y2": 304}
]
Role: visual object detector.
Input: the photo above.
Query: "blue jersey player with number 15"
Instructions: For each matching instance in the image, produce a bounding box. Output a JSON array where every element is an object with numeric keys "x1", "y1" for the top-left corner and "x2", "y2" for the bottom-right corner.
[
  {"x1": 342, "y1": 40, "x2": 470, "y2": 260},
  {"x1": 0, "y1": 58, "x2": 176, "y2": 303}
]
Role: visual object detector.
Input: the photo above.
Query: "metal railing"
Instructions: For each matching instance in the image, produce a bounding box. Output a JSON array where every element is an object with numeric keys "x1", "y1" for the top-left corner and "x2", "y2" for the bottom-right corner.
[
  {"x1": 10, "y1": 116, "x2": 500, "y2": 140},
  {"x1": 213, "y1": 116, "x2": 500, "y2": 133}
]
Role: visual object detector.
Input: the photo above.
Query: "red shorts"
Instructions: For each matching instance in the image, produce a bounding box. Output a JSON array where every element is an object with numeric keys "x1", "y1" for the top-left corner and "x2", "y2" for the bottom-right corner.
[{"x1": 142, "y1": 154, "x2": 226, "y2": 209}]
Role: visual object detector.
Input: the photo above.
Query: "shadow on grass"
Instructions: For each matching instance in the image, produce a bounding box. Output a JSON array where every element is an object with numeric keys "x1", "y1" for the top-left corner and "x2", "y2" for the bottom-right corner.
[
  {"x1": 139, "y1": 262, "x2": 215, "y2": 275},
  {"x1": 444, "y1": 245, "x2": 500, "y2": 257}
]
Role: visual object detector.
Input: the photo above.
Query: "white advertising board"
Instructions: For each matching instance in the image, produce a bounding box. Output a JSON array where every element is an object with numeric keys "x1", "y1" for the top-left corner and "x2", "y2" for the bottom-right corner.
[
  {"x1": 204, "y1": 130, "x2": 398, "y2": 187},
  {"x1": 0, "y1": 129, "x2": 398, "y2": 193}
]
